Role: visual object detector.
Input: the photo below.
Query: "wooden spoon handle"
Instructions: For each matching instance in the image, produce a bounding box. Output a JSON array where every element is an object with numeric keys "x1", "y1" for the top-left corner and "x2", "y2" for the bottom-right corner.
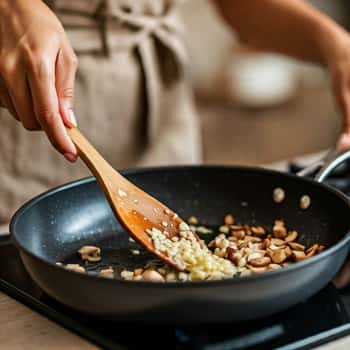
[{"x1": 66, "y1": 127, "x2": 122, "y2": 182}]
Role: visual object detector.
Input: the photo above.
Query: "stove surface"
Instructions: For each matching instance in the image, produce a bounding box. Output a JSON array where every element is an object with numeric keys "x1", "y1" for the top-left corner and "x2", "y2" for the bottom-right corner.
[{"x1": 1, "y1": 163, "x2": 350, "y2": 350}]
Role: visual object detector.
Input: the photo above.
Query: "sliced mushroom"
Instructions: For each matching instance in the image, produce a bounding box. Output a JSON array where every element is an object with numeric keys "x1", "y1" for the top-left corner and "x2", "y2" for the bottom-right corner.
[{"x1": 78, "y1": 245, "x2": 101, "y2": 262}]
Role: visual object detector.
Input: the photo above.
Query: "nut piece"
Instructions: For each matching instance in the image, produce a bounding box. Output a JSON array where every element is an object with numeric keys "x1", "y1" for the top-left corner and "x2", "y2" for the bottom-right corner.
[
  {"x1": 293, "y1": 250, "x2": 307, "y2": 261},
  {"x1": 306, "y1": 244, "x2": 318, "y2": 258},
  {"x1": 300, "y1": 195, "x2": 311, "y2": 210},
  {"x1": 268, "y1": 263, "x2": 282, "y2": 270},
  {"x1": 232, "y1": 230, "x2": 245, "y2": 240},
  {"x1": 270, "y1": 238, "x2": 285, "y2": 246},
  {"x1": 65, "y1": 264, "x2": 86, "y2": 273},
  {"x1": 78, "y1": 246, "x2": 101, "y2": 262},
  {"x1": 142, "y1": 269, "x2": 165, "y2": 282},
  {"x1": 248, "y1": 265, "x2": 268, "y2": 273},
  {"x1": 249, "y1": 256, "x2": 271, "y2": 267},
  {"x1": 273, "y1": 220, "x2": 287, "y2": 239},
  {"x1": 224, "y1": 214, "x2": 234, "y2": 225},
  {"x1": 273, "y1": 187, "x2": 285, "y2": 203},
  {"x1": 285, "y1": 230, "x2": 298, "y2": 243},
  {"x1": 318, "y1": 245, "x2": 325, "y2": 253},
  {"x1": 99, "y1": 267, "x2": 114, "y2": 278},
  {"x1": 219, "y1": 225, "x2": 230, "y2": 234},
  {"x1": 121, "y1": 270, "x2": 134, "y2": 280},
  {"x1": 188, "y1": 216, "x2": 199, "y2": 225},
  {"x1": 288, "y1": 242, "x2": 305, "y2": 251},
  {"x1": 269, "y1": 248, "x2": 289, "y2": 264},
  {"x1": 251, "y1": 226, "x2": 266, "y2": 236}
]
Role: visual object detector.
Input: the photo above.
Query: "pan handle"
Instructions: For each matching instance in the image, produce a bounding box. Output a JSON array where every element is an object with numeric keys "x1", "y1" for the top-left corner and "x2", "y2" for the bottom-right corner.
[{"x1": 297, "y1": 149, "x2": 350, "y2": 183}]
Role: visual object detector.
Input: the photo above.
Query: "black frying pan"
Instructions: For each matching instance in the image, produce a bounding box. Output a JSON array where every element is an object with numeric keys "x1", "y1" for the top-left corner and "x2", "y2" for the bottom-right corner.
[{"x1": 10, "y1": 150, "x2": 350, "y2": 323}]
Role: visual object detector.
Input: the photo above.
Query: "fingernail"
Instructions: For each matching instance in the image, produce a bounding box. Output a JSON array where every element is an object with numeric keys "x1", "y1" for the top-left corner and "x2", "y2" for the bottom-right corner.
[
  {"x1": 64, "y1": 152, "x2": 77, "y2": 162},
  {"x1": 68, "y1": 109, "x2": 77, "y2": 127}
]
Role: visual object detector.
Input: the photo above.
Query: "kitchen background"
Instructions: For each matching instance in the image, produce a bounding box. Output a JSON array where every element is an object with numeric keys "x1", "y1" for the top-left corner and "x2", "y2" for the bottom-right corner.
[{"x1": 179, "y1": 0, "x2": 350, "y2": 166}]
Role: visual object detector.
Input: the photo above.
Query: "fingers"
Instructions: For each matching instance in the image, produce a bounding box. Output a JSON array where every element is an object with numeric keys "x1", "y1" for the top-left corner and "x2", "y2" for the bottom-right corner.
[
  {"x1": 26, "y1": 54, "x2": 77, "y2": 161},
  {"x1": 55, "y1": 47, "x2": 78, "y2": 128},
  {"x1": 6, "y1": 75, "x2": 40, "y2": 130},
  {"x1": 333, "y1": 70, "x2": 350, "y2": 149},
  {"x1": 0, "y1": 79, "x2": 19, "y2": 120}
]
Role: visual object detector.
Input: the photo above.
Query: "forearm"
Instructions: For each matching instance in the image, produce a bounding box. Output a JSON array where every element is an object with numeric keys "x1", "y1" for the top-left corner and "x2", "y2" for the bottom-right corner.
[{"x1": 214, "y1": 0, "x2": 348, "y2": 66}]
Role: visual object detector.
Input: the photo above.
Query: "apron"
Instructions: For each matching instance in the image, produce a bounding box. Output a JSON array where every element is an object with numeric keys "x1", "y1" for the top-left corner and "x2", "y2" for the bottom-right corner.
[{"x1": 0, "y1": 0, "x2": 201, "y2": 225}]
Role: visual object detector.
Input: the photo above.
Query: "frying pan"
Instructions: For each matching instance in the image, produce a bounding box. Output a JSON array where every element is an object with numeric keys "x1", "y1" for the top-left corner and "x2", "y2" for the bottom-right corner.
[{"x1": 10, "y1": 150, "x2": 350, "y2": 324}]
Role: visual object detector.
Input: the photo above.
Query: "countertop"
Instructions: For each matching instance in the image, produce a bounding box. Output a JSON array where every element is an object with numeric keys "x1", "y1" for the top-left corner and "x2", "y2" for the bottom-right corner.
[{"x1": 1, "y1": 289, "x2": 350, "y2": 350}]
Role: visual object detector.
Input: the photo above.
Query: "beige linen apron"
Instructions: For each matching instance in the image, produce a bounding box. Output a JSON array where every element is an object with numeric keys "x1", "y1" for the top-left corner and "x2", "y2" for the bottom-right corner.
[{"x1": 0, "y1": 0, "x2": 201, "y2": 225}]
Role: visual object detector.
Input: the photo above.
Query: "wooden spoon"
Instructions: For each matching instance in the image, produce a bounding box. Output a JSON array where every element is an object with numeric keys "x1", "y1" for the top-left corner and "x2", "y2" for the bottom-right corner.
[{"x1": 67, "y1": 127, "x2": 189, "y2": 270}]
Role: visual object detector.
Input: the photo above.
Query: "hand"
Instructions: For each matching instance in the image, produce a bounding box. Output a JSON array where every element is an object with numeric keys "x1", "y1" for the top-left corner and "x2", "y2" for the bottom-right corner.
[
  {"x1": 0, "y1": 0, "x2": 78, "y2": 161},
  {"x1": 322, "y1": 28, "x2": 350, "y2": 150}
]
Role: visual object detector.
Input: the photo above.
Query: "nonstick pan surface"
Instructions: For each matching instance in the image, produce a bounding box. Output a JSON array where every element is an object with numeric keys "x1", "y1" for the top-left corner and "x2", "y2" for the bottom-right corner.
[{"x1": 10, "y1": 166, "x2": 350, "y2": 323}]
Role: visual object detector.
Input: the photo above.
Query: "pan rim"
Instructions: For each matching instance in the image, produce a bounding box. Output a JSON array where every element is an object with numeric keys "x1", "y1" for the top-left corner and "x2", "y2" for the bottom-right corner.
[{"x1": 10, "y1": 164, "x2": 350, "y2": 288}]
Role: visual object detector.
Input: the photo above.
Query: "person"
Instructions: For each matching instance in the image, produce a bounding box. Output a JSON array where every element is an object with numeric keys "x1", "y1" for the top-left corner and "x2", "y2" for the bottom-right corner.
[{"x1": 1, "y1": 0, "x2": 350, "y2": 286}]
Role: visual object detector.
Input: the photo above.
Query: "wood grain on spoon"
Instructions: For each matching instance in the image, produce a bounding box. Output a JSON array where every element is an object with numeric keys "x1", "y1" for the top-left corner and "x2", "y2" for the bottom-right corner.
[{"x1": 67, "y1": 127, "x2": 189, "y2": 270}]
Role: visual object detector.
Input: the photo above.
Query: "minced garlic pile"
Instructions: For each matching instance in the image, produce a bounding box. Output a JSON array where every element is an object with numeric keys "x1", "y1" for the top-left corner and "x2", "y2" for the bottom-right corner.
[{"x1": 145, "y1": 222, "x2": 237, "y2": 281}]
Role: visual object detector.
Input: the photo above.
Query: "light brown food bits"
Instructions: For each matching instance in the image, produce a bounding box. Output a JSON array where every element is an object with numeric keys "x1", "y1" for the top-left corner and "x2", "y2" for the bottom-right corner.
[
  {"x1": 232, "y1": 230, "x2": 245, "y2": 240},
  {"x1": 288, "y1": 242, "x2": 305, "y2": 251},
  {"x1": 293, "y1": 250, "x2": 307, "y2": 261},
  {"x1": 273, "y1": 187, "x2": 285, "y2": 203},
  {"x1": 317, "y1": 245, "x2": 325, "y2": 253},
  {"x1": 65, "y1": 264, "x2": 86, "y2": 273},
  {"x1": 273, "y1": 220, "x2": 287, "y2": 239},
  {"x1": 78, "y1": 246, "x2": 101, "y2": 262},
  {"x1": 285, "y1": 230, "x2": 298, "y2": 243},
  {"x1": 142, "y1": 269, "x2": 165, "y2": 282},
  {"x1": 121, "y1": 270, "x2": 134, "y2": 280},
  {"x1": 219, "y1": 225, "x2": 230, "y2": 234},
  {"x1": 249, "y1": 256, "x2": 271, "y2": 267},
  {"x1": 268, "y1": 263, "x2": 282, "y2": 270},
  {"x1": 251, "y1": 226, "x2": 266, "y2": 236},
  {"x1": 134, "y1": 268, "x2": 144, "y2": 276},
  {"x1": 300, "y1": 195, "x2": 311, "y2": 210},
  {"x1": 224, "y1": 214, "x2": 234, "y2": 226},
  {"x1": 99, "y1": 267, "x2": 114, "y2": 278},
  {"x1": 268, "y1": 248, "x2": 288, "y2": 264},
  {"x1": 188, "y1": 216, "x2": 199, "y2": 225},
  {"x1": 248, "y1": 265, "x2": 268, "y2": 273},
  {"x1": 270, "y1": 238, "x2": 285, "y2": 246}
]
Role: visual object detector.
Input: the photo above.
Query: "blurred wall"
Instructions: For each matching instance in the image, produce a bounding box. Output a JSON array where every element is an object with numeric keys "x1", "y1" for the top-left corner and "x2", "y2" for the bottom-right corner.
[{"x1": 178, "y1": 0, "x2": 347, "y2": 165}]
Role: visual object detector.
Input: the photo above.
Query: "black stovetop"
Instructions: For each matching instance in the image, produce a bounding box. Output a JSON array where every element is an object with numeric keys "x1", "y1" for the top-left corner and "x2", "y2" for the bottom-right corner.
[{"x1": 1, "y1": 162, "x2": 350, "y2": 350}]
